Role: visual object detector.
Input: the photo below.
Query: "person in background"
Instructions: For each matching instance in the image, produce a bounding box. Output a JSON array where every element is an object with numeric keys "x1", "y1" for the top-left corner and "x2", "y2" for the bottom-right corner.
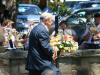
[
  {"x1": 26, "y1": 12, "x2": 62, "y2": 75},
  {"x1": 52, "y1": 21, "x2": 78, "y2": 41},
  {"x1": 1, "y1": 19, "x2": 14, "y2": 47},
  {"x1": 21, "y1": 19, "x2": 35, "y2": 50},
  {"x1": 0, "y1": 26, "x2": 6, "y2": 53},
  {"x1": 10, "y1": 28, "x2": 17, "y2": 48},
  {"x1": 2, "y1": 19, "x2": 14, "y2": 28},
  {"x1": 80, "y1": 13, "x2": 100, "y2": 49}
]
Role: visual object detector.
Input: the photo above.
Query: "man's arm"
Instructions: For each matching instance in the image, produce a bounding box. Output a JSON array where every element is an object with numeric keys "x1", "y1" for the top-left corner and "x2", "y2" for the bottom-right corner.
[{"x1": 39, "y1": 30, "x2": 54, "y2": 58}]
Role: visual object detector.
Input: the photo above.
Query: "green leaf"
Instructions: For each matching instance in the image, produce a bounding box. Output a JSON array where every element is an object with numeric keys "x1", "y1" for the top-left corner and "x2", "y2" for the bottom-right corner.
[{"x1": 48, "y1": 1, "x2": 71, "y2": 16}]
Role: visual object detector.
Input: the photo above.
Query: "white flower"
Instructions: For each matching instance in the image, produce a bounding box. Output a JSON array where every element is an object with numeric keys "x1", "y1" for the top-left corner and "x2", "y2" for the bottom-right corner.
[
  {"x1": 57, "y1": 42, "x2": 61, "y2": 44},
  {"x1": 59, "y1": 45, "x2": 63, "y2": 48},
  {"x1": 65, "y1": 41, "x2": 70, "y2": 44}
]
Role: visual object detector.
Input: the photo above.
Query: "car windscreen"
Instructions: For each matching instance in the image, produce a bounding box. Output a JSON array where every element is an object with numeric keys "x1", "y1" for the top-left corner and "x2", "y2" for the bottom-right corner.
[
  {"x1": 72, "y1": 3, "x2": 100, "y2": 10},
  {"x1": 18, "y1": 6, "x2": 42, "y2": 15}
]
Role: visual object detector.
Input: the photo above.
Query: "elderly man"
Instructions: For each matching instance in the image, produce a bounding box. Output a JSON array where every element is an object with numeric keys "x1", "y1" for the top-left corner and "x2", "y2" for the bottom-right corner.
[{"x1": 26, "y1": 12, "x2": 62, "y2": 75}]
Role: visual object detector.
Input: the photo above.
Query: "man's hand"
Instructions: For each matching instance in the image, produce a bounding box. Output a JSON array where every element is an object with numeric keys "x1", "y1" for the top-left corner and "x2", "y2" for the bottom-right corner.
[{"x1": 52, "y1": 49, "x2": 57, "y2": 61}]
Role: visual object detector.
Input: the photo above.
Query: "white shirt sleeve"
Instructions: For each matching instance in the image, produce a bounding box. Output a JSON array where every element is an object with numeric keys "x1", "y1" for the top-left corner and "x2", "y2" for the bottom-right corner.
[{"x1": 97, "y1": 24, "x2": 100, "y2": 31}]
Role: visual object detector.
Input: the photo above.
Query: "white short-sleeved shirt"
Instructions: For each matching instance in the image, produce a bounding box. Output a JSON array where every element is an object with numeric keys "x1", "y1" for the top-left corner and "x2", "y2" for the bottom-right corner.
[{"x1": 82, "y1": 24, "x2": 100, "y2": 44}]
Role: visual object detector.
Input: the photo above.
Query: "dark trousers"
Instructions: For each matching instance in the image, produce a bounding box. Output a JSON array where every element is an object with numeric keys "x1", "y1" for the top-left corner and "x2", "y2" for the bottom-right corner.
[
  {"x1": 28, "y1": 69, "x2": 62, "y2": 75},
  {"x1": 29, "y1": 70, "x2": 42, "y2": 75}
]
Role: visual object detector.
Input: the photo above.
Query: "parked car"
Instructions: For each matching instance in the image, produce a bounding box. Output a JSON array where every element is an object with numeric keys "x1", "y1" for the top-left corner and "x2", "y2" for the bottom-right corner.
[
  {"x1": 43, "y1": 7, "x2": 53, "y2": 13},
  {"x1": 51, "y1": 7, "x2": 100, "y2": 44},
  {"x1": 65, "y1": 0, "x2": 89, "y2": 10},
  {"x1": 16, "y1": 4, "x2": 42, "y2": 31},
  {"x1": 70, "y1": 1, "x2": 100, "y2": 12}
]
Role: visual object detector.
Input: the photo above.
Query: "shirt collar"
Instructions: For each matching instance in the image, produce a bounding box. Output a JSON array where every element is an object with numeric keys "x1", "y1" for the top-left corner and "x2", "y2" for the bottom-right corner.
[{"x1": 41, "y1": 22, "x2": 49, "y2": 31}]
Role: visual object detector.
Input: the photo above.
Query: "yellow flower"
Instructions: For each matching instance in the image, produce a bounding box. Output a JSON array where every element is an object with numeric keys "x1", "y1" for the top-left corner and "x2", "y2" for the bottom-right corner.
[
  {"x1": 70, "y1": 47, "x2": 74, "y2": 51},
  {"x1": 64, "y1": 47, "x2": 68, "y2": 50}
]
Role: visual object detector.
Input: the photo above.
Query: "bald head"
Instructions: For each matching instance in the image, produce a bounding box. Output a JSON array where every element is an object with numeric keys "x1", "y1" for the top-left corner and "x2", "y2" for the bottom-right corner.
[
  {"x1": 40, "y1": 12, "x2": 53, "y2": 21},
  {"x1": 40, "y1": 12, "x2": 53, "y2": 30}
]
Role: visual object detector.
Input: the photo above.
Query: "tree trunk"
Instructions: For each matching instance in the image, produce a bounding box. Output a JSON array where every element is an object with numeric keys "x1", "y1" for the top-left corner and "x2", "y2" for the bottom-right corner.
[
  {"x1": 39, "y1": 0, "x2": 46, "y2": 10},
  {"x1": 29, "y1": 0, "x2": 32, "y2": 4}
]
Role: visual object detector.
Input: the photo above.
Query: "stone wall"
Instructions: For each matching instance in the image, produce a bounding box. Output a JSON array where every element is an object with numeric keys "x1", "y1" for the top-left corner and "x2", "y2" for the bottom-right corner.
[
  {"x1": 0, "y1": 50, "x2": 28, "y2": 75},
  {"x1": 0, "y1": 49, "x2": 100, "y2": 75},
  {"x1": 58, "y1": 49, "x2": 100, "y2": 75}
]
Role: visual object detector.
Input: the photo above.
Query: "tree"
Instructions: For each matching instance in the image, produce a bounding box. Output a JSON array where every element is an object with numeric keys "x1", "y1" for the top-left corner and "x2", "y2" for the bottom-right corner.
[
  {"x1": 49, "y1": 0, "x2": 70, "y2": 16},
  {"x1": 48, "y1": 0, "x2": 71, "y2": 35},
  {"x1": 39, "y1": 0, "x2": 46, "y2": 10}
]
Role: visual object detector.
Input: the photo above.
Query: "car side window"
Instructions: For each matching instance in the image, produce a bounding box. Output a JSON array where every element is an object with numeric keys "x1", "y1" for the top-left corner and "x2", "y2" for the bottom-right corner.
[
  {"x1": 67, "y1": 11, "x2": 87, "y2": 25},
  {"x1": 67, "y1": 16, "x2": 79, "y2": 25}
]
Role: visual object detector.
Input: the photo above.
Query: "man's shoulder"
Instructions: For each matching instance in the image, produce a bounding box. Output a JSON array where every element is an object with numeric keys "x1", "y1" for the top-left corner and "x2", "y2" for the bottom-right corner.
[{"x1": 32, "y1": 23, "x2": 46, "y2": 32}]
